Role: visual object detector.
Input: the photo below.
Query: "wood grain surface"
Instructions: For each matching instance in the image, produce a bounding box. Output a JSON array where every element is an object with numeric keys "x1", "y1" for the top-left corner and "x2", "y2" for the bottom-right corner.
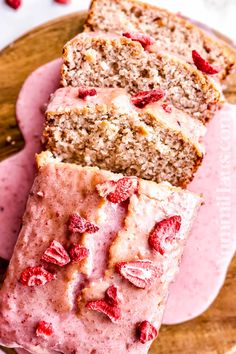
[{"x1": 0, "y1": 11, "x2": 236, "y2": 354}]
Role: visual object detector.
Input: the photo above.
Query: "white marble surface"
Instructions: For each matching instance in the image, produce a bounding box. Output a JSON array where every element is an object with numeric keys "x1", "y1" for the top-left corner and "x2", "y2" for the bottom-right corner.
[{"x1": 0, "y1": 0, "x2": 236, "y2": 50}]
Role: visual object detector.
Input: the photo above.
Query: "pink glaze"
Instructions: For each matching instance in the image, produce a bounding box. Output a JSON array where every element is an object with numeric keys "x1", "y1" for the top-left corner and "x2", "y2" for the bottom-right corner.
[
  {"x1": 0, "y1": 59, "x2": 235, "y2": 326},
  {"x1": 0, "y1": 59, "x2": 62, "y2": 260},
  {"x1": 47, "y1": 86, "x2": 134, "y2": 113},
  {"x1": 0, "y1": 158, "x2": 201, "y2": 353},
  {"x1": 164, "y1": 104, "x2": 236, "y2": 323}
]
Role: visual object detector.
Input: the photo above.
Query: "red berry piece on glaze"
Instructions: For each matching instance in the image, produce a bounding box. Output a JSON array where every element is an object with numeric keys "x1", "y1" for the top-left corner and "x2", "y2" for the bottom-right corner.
[
  {"x1": 36, "y1": 321, "x2": 53, "y2": 338},
  {"x1": 131, "y1": 89, "x2": 165, "y2": 109},
  {"x1": 54, "y1": 0, "x2": 70, "y2": 4},
  {"x1": 137, "y1": 320, "x2": 158, "y2": 344},
  {"x1": 41, "y1": 240, "x2": 70, "y2": 267},
  {"x1": 123, "y1": 32, "x2": 155, "y2": 49},
  {"x1": 69, "y1": 244, "x2": 89, "y2": 263},
  {"x1": 86, "y1": 299, "x2": 121, "y2": 323},
  {"x1": 78, "y1": 87, "x2": 97, "y2": 99},
  {"x1": 162, "y1": 103, "x2": 172, "y2": 113},
  {"x1": 107, "y1": 178, "x2": 139, "y2": 203},
  {"x1": 5, "y1": 0, "x2": 21, "y2": 10},
  {"x1": 116, "y1": 260, "x2": 159, "y2": 289},
  {"x1": 105, "y1": 285, "x2": 121, "y2": 306},
  {"x1": 68, "y1": 213, "x2": 99, "y2": 234},
  {"x1": 19, "y1": 266, "x2": 56, "y2": 286},
  {"x1": 96, "y1": 177, "x2": 139, "y2": 203},
  {"x1": 192, "y1": 50, "x2": 219, "y2": 74},
  {"x1": 149, "y1": 215, "x2": 181, "y2": 255}
]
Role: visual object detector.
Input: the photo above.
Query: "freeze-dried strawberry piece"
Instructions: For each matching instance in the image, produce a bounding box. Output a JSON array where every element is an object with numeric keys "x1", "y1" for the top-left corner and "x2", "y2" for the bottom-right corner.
[
  {"x1": 5, "y1": 0, "x2": 21, "y2": 9},
  {"x1": 68, "y1": 213, "x2": 99, "y2": 234},
  {"x1": 162, "y1": 103, "x2": 172, "y2": 113},
  {"x1": 36, "y1": 321, "x2": 53, "y2": 338},
  {"x1": 123, "y1": 32, "x2": 155, "y2": 49},
  {"x1": 19, "y1": 266, "x2": 56, "y2": 286},
  {"x1": 149, "y1": 215, "x2": 182, "y2": 255},
  {"x1": 107, "y1": 178, "x2": 139, "y2": 203},
  {"x1": 192, "y1": 50, "x2": 219, "y2": 75},
  {"x1": 69, "y1": 244, "x2": 89, "y2": 263},
  {"x1": 41, "y1": 240, "x2": 70, "y2": 267},
  {"x1": 105, "y1": 285, "x2": 121, "y2": 306},
  {"x1": 86, "y1": 299, "x2": 121, "y2": 323},
  {"x1": 116, "y1": 260, "x2": 159, "y2": 289},
  {"x1": 96, "y1": 177, "x2": 139, "y2": 203},
  {"x1": 137, "y1": 320, "x2": 158, "y2": 344},
  {"x1": 78, "y1": 87, "x2": 97, "y2": 99},
  {"x1": 131, "y1": 90, "x2": 165, "y2": 109},
  {"x1": 54, "y1": 0, "x2": 70, "y2": 4}
]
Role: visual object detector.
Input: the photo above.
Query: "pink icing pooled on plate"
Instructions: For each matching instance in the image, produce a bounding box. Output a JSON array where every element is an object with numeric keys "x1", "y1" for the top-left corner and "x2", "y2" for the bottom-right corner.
[
  {"x1": 164, "y1": 104, "x2": 236, "y2": 323},
  {"x1": 0, "y1": 59, "x2": 62, "y2": 260},
  {"x1": 0, "y1": 59, "x2": 235, "y2": 327}
]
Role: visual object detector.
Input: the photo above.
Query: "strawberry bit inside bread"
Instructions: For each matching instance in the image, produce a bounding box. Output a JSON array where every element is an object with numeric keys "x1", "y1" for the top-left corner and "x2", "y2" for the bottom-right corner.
[
  {"x1": 162, "y1": 103, "x2": 172, "y2": 113},
  {"x1": 192, "y1": 50, "x2": 220, "y2": 75}
]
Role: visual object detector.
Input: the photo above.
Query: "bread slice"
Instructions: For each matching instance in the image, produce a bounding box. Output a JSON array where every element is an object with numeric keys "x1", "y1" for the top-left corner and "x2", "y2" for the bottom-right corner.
[
  {"x1": 85, "y1": 0, "x2": 236, "y2": 82},
  {"x1": 0, "y1": 151, "x2": 202, "y2": 354},
  {"x1": 43, "y1": 86, "x2": 206, "y2": 188},
  {"x1": 61, "y1": 32, "x2": 222, "y2": 124}
]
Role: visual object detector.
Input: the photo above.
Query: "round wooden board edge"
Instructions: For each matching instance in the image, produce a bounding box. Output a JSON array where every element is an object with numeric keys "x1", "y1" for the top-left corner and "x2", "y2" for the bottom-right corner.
[{"x1": 0, "y1": 10, "x2": 87, "y2": 161}]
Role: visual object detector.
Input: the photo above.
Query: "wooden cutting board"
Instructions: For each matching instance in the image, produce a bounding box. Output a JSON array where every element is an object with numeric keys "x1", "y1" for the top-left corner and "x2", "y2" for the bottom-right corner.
[{"x1": 0, "y1": 11, "x2": 236, "y2": 354}]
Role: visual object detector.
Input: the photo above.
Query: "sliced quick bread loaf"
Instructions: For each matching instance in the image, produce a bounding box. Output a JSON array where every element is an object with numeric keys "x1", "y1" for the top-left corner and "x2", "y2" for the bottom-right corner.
[
  {"x1": 85, "y1": 0, "x2": 236, "y2": 81},
  {"x1": 43, "y1": 86, "x2": 206, "y2": 188},
  {"x1": 61, "y1": 32, "x2": 222, "y2": 124}
]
